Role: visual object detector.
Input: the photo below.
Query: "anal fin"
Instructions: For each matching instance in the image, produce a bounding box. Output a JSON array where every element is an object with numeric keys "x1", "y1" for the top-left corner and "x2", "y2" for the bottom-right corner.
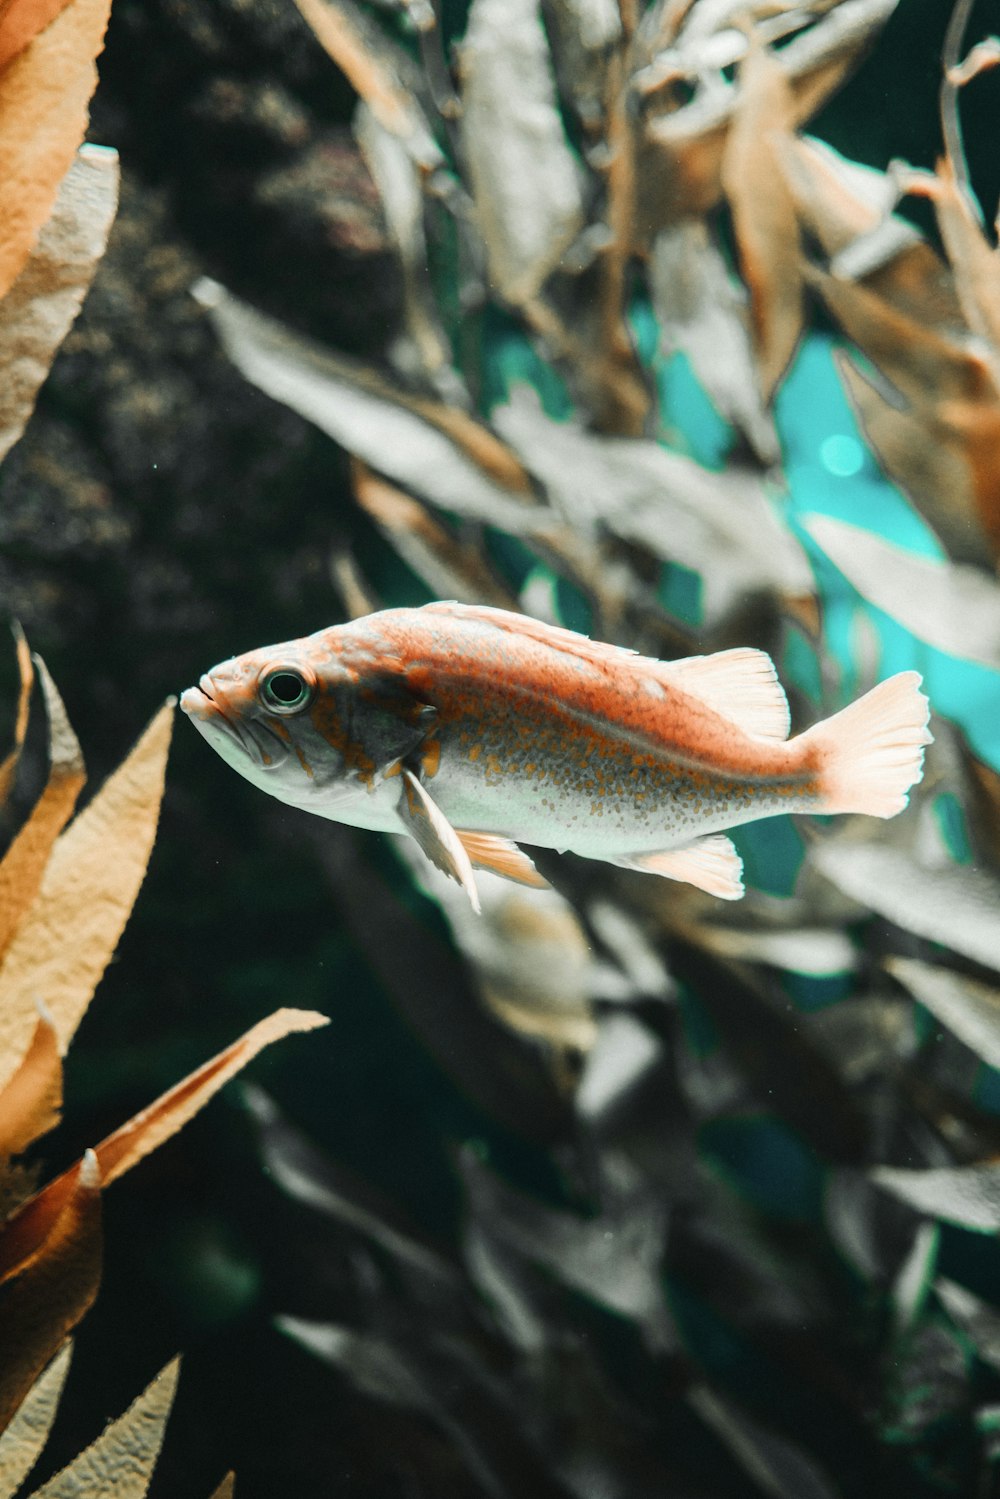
[
  {"x1": 400, "y1": 770, "x2": 481, "y2": 913},
  {"x1": 456, "y1": 831, "x2": 550, "y2": 889},
  {"x1": 612, "y1": 835, "x2": 744, "y2": 901}
]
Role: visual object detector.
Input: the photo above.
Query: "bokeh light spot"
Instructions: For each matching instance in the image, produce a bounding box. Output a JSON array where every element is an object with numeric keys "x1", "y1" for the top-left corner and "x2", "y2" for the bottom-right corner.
[{"x1": 819, "y1": 434, "x2": 865, "y2": 477}]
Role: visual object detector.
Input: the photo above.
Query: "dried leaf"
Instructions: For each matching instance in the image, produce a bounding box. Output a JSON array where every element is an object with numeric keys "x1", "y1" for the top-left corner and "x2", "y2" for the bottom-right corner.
[
  {"x1": 0, "y1": 144, "x2": 118, "y2": 465},
  {"x1": 0, "y1": 0, "x2": 112, "y2": 300},
  {"x1": 946, "y1": 35, "x2": 1000, "y2": 87},
  {"x1": 872, "y1": 1162, "x2": 1000, "y2": 1233},
  {"x1": 649, "y1": 220, "x2": 779, "y2": 462},
  {"x1": 683, "y1": 921, "x2": 857, "y2": 977},
  {"x1": 0, "y1": 623, "x2": 33, "y2": 807},
  {"x1": 458, "y1": 0, "x2": 584, "y2": 303},
  {"x1": 689, "y1": 1385, "x2": 843, "y2": 1499},
  {"x1": 888, "y1": 957, "x2": 1000, "y2": 1071},
  {"x1": 803, "y1": 514, "x2": 1000, "y2": 669},
  {"x1": 721, "y1": 39, "x2": 803, "y2": 399},
  {"x1": 292, "y1": 0, "x2": 440, "y2": 168},
  {"x1": 936, "y1": 1277, "x2": 1000, "y2": 1371},
  {"x1": 812, "y1": 841, "x2": 1000, "y2": 974},
  {"x1": 0, "y1": 1154, "x2": 101, "y2": 1436},
  {"x1": 780, "y1": 133, "x2": 921, "y2": 279},
  {"x1": 28, "y1": 1357, "x2": 179, "y2": 1498},
  {"x1": 197, "y1": 282, "x2": 546, "y2": 532},
  {"x1": 207, "y1": 1477, "x2": 235, "y2": 1499},
  {"x1": 0, "y1": 1012, "x2": 61, "y2": 1157},
  {"x1": 0, "y1": 702, "x2": 174, "y2": 1092},
  {"x1": 0, "y1": 656, "x2": 85, "y2": 966},
  {"x1": 0, "y1": 0, "x2": 75, "y2": 71},
  {"x1": 0, "y1": 1341, "x2": 70, "y2": 1499}
]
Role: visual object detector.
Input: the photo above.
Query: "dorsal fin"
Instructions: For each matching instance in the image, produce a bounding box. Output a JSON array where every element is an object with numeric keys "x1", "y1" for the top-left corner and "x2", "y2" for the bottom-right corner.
[
  {"x1": 421, "y1": 603, "x2": 790, "y2": 742},
  {"x1": 658, "y1": 648, "x2": 790, "y2": 742}
]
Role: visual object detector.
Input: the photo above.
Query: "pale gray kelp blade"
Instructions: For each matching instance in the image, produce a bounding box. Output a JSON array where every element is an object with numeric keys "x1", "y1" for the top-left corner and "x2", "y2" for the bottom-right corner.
[{"x1": 193, "y1": 0, "x2": 1000, "y2": 1494}]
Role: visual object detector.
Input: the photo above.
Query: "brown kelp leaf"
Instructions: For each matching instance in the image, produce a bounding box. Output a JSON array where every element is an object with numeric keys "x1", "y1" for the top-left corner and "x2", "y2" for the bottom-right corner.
[
  {"x1": 946, "y1": 35, "x2": 1000, "y2": 87},
  {"x1": 28, "y1": 1357, "x2": 179, "y2": 1498},
  {"x1": 872, "y1": 1163, "x2": 1000, "y2": 1233},
  {"x1": 292, "y1": 0, "x2": 439, "y2": 168},
  {"x1": 834, "y1": 353, "x2": 997, "y2": 566},
  {"x1": 0, "y1": 144, "x2": 118, "y2": 465},
  {"x1": 0, "y1": 623, "x2": 33, "y2": 807},
  {"x1": 888, "y1": 957, "x2": 1000, "y2": 1072},
  {"x1": 207, "y1": 1477, "x2": 235, "y2": 1499},
  {"x1": 0, "y1": 1341, "x2": 70, "y2": 1499},
  {"x1": 351, "y1": 462, "x2": 521, "y2": 609},
  {"x1": 803, "y1": 515, "x2": 1000, "y2": 669},
  {"x1": 0, "y1": 1153, "x2": 101, "y2": 1437},
  {"x1": 0, "y1": 702, "x2": 173, "y2": 1092},
  {"x1": 916, "y1": 158, "x2": 1000, "y2": 380},
  {"x1": 649, "y1": 220, "x2": 779, "y2": 462},
  {"x1": 197, "y1": 282, "x2": 545, "y2": 532},
  {"x1": 0, "y1": 656, "x2": 85, "y2": 966},
  {"x1": 0, "y1": 0, "x2": 112, "y2": 301},
  {"x1": 0, "y1": 1012, "x2": 61, "y2": 1158},
  {"x1": 458, "y1": 0, "x2": 584, "y2": 304},
  {"x1": 643, "y1": 0, "x2": 900, "y2": 221},
  {"x1": 721, "y1": 38, "x2": 803, "y2": 399},
  {"x1": 812, "y1": 842, "x2": 1000, "y2": 974},
  {"x1": 90, "y1": 1008, "x2": 328, "y2": 1188}
]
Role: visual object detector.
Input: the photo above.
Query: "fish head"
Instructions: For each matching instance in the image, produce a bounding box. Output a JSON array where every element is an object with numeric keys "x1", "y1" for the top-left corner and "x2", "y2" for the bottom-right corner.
[{"x1": 180, "y1": 635, "x2": 363, "y2": 810}]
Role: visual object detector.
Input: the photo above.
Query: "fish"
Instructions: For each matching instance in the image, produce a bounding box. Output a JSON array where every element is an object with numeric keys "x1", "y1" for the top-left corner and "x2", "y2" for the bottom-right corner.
[{"x1": 180, "y1": 601, "x2": 932, "y2": 912}]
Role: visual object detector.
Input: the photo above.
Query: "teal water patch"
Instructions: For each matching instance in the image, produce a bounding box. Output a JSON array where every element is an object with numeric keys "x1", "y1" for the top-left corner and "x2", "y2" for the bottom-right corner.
[
  {"x1": 732, "y1": 817, "x2": 806, "y2": 898},
  {"x1": 780, "y1": 969, "x2": 857, "y2": 1011},
  {"x1": 658, "y1": 559, "x2": 703, "y2": 629},
  {"x1": 933, "y1": 791, "x2": 973, "y2": 865},
  {"x1": 700, "y1": 1115, "x2": 826, "y2": 1223},
  {"x1": 655, "y1": 351, "x2": 732, "y2": 469}
]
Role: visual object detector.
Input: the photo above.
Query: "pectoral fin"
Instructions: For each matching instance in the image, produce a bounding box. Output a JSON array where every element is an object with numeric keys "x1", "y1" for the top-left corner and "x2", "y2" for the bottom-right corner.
[
  {"x1": 400, "y1": 770, "x2": 481, "y2": 912},
  {"x1": 456, "y1": 831, "x2": 550, "y2": 889},
  {"x1": 611, "y1": 835, "x2": 744, "y2": 900}
]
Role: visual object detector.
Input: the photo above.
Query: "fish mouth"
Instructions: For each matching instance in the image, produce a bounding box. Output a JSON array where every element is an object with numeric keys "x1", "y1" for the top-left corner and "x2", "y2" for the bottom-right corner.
[{"x1": 180, "y1": 677, "x2": 289, "y2": 770}]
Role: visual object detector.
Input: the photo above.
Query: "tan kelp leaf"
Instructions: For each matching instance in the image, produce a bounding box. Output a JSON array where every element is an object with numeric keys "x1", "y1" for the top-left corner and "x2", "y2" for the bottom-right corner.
[
  {"x1": 0, "y1": 656, "x2": 85, "y2": 966},
  {"x1": 90, "y1": 1007, "x2": 328, "y2": 1188},
  {"x1": 0, "y1": 702, "x2": 173, "y2": 1092},
  {"x1": 198, "y1": 281, "x2": 546, "y2": 531},
  {"x1": 834, "y1": 353, "x2": 998, "y2": 566},
  {"x1": 872, "y1": 1163, "x2": 1000, "y2": 1233},
  {"x1": 458, "y1": 0, "x2": 584, "y2": 304},
  {"x1": 721, "y1": 38, "x2": 802, "y2": 399},
  {"x1": 0, "y1": 144, "x2": 118, "y2": 465},
  {"x1": 0, "y1": 623, "x2": 33, "y2": 807},
  {"x1": 813, "y1": 842, "x2": 1000, "y2": 974},
  {"x1": 888, "y1": 958, "x2": 1000, "y2": 1072},
  {"x1": 27, "y1": 1357, "x2": 179, "y2": 1498},
  {"x1": 0, "y1": 1342, "x2": 71, "y2": 1499},
  {"x1": 292, "y1": 0, "x2": 440, "y2": 168},
  {"x1": 804, "y1": 515, "x2": 1000, "y2": 669},
  {"x1": 946, "y1": 35, "x2": 1000, "y2": 87},
  {"x1": 0, "y1": 0, "x2": 74, "y2": 71},
  {"x1": 0, "y1": 0, "x2": 112, "y2": 301},
  {"x1": 0, "y1": 1013, "x2": 61, "y2": 1158},
  {"x1": 649, "y1": 220, "x2": 779, "y2": 462},
  {"x1": 0, "y1": 1154, "x2": 101, "y2": 1437},
  {"x1": 917, "y1": 158, "x2": 1000, "y2": 382},
  {"x1": 207, "y1": 1477, "x2": 235, "y2": 1499}
]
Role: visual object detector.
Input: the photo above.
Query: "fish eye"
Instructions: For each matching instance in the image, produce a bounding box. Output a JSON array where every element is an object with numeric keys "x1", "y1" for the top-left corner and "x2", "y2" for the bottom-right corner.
[{"x1": 259, "y1": 665, "x2": 315, "y2": 715}]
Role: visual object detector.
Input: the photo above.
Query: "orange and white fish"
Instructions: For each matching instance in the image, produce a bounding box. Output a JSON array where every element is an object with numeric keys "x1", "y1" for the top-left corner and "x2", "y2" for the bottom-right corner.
[{"x1": 180, "y1": 602, "x2": 931, "y2": 911}]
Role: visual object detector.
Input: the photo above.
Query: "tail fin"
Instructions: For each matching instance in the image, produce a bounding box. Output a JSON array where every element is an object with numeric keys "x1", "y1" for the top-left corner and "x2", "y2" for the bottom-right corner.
[{"x1": 806, "y1": 672, "x2": 931, "y2": 818}]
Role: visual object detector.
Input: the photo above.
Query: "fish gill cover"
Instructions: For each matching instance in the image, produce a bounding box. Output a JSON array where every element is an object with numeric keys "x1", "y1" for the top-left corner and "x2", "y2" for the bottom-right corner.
[{"x1": 6, "y1": 0, "x2": 1000, "y2": 1495}]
